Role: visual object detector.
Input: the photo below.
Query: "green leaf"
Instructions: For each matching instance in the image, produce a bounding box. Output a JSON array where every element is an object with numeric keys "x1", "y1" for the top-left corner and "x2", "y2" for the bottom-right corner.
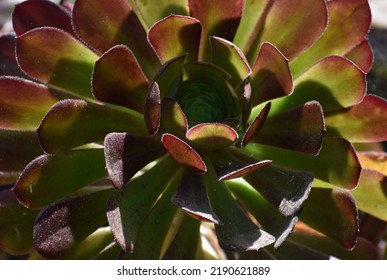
[
  {"x1": 188, "y1": 0, "x2": 244, "y2": 60},
  {"x1": 244, "y1": 164, "x2": 313, "y2": 217},
  {"x1": 210, "y1": 37, "x2": 251, "y2": 87},
  {"x1": 291, "y1": 0, "x2": 371, "y2": 77},
  {"x1": 16, "y1": 27, "x2": 98, "y2": 98},
  {"x1": 0, "y1": 77, "x2": 62, "y2": 130},
  {"x1": 163, "y1": 215, "x2": 201, "y2": 260},
  {"x1": 148, "y1": 15, "x2": 201, "y2": 63},
  {"x1": 172, "y1": 170, "x2": 220, "y2": 224},
  {"x1": 344, "y1": 39, "x2": 373, "y2": 73},
  {"x1": 301, "y1": 188, "x2": 358, "y2": 249},
  {"x1": 288, "y1": 234, "x2": 379, "y2": 260},
  {"x1": 106, "y1": 156, "x2": 178, "y2": 251},
  {"x1": 104, "y1": 133, "x2": 165, "y2": 189},
  {"x1": 62, "y1": 227, "x2": 116, "y2": 260},
  {"x1": 246, "y1": 0, "x2": 328, "y2": 62},
  {"x1": 252, "y1": 101, "x2": 325, "y2": 155},
  {"x1": 0, "y1": 129, "x2": 43, "y2": 174},
  {"x1": 162, "y1": 133, "x2": 207, "y2": 173},
  {"x1": 228, "y1": 180, "x2": 300, "y2": 250},
  {"x1": 206, "y1": 166, "x2": 275, "y2": 251},
  {"x1": 33, "y1": 188, "x2": 114, "y2": 259},
  {"x1": 351, "y1": 169, "x2": 387, "y2": 222},
  {"x1": 72, "y1": 0, "x2": 160, "y2": 78},
  {"x1": 92, "y1": 45, "x2": 149, "y2": 113},
  {"x1": 357, "y1": 152, "x2": 387, "y2": 176},
  {"x1": 325, "y1": 95, "x2": 387, "y2": 143},
  {"x1": 13, "y1": 149, "x2": 107, "y2": 209},
  {"x1": 245, "y1": 137, "x2": 361, "y2": 189},
  {"x1": 13, "y1": 0, "x2": 75, "y2": 36},
  {"x1": 159, "y1": 97, "x2": 188, "y2": 139},
  {"x1": 128, "y1": 0, "x2": 189, "y2": 30},
  {"x1": 233, "y1": 0, "x2": 271, "y2": 53},
  {"x1": 0, "y1": 190, "x2": 39, "y2": 255},
  {"x1": 186, "y1": 123, "x2": 238, "y2": 151},
  {"x1": 38, "y1": 99, "x2": 146, "y2": 154},
  {"x1": 250, "y1": 42, "x2": 293, "y2": 106}
]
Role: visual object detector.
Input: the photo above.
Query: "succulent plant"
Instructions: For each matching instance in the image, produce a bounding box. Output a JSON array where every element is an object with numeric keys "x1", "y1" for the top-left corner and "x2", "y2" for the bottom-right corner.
[{"x1": 0, "y1": 0, "x2": 386, "y2": 260}]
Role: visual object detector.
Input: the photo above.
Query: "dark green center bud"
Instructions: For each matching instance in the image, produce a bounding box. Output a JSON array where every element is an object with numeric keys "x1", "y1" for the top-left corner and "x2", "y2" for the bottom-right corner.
[{"x1": 175, "y1": 77, "x2": 235, "y2": 125}]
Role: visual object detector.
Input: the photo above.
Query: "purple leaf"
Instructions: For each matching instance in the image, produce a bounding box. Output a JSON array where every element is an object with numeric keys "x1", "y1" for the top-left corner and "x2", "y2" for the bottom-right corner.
[
  {"x1": 106, "y1": 156, "x2": 178, "y2": 251},
  {"x1": 16, "y1": 27, "x2": 98, "y2": 97},
  {"x1": 172, "y1": 170, "x2": 220, "y2": 224},
  {"x1": 253, "y1": 101, "x2": 325, "y2": 155},
  {"x1": 325, "y1": 95, "x2": 387, "y2": 143},
  {"x1": 206, "y1": 167, "x2": 275, "y2": 251},
  {"x1": 207, "y1": 148, "x2": 271, "y2": 181},
  {"x1": 72, "y1": 0, "x2": 160, "y2": 78},
  {"x1": 92, "y1": 45, "x2": 149, "y2": 113},
  {"x1": 291, "y1": 0, "x2": 371, "y2": 77},
  {"x1": 241, "y1": 102, "x2": 271, "y2": 147},
  {"x1": 148, "y1": 15, "x2": 201, "y2": 63},
  {"x1": 301, "y1": 188, "x2": 358, "y2": 250},
  {"x1": 12, "y1": 0, "x2": 75, "y2": 36},
  {"x1": 0, "y1": 77, "x2": 63, "y2": 130},
  {"x1": 188, "y1": 0, "x2": 244, "y2": 60},
  {"x1": 144, "y1": 82, "x2": 161, "y2": 135},
  {"x1": 38, "y1": 99, "x2": 146, "y2": 154},
  {"x1": 104, "y1": 132, "x2": 165, "y2": 189},
  {"x1": 210, "y1": 37, "x2": 251, "y2": 86},
  {"x1": 186, "y1": 123, "x2": 238, "y2": 151},
  {"x1": 33, "y1": 188, "x2": 113, "y2": 259},
  {"x1": 250, "y1": 42, "x2": 293, "y2": 105},
  {"x1": 161, "y1": 133, "x2": 207, "y2": 173},
  {"x1": 13, "y1": 149, "x2": 106, "y2": 209},
  {"x1": 245, "y1": 164, "x2": 313, "y2": 217}
]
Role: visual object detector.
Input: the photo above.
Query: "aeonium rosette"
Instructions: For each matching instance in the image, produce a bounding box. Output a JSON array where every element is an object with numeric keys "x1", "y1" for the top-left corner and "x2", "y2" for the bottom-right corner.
[{"x1": 0, "y1": 0, "x2": 386, "y2": 259}]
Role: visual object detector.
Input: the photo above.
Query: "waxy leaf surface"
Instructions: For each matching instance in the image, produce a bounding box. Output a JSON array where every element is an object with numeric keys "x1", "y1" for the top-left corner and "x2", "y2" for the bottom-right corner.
[
  {"x1": 13, "y1": 0, "x2": 75, "y2": 36},
  {"x1": 172, "y1": 170, "x2": 220, "y2": 224},
  {"x1": 92, "y1": 45, "x2": 149, "y2": 113},
  {"x1": 186, "y1": 123, "x2": 238, "y2": 151},
  {"x1": 34, "y1": 188, "x2": 113, "y2": 259},
  {"x1": 189, "y1": 0, "x2": 244, "y2": 60},
  {"x1": 210, "y1": 37, "x2": 251, "y2": 86},
  {"x1": 104, "y1": 133, "x2": 165, "y2": 189},
  {"x1": 162, "y1": 133, "x2": 206, "y2": 173},
  {"x1": 38, "y1": 99, "x2": 146, "y2": 154},
  {"x1": 246, "y1": 137, "x2": 361, "y2": 189},
  {"x1": 325, "y1": 95, "x2": 387, "y2": 143},
  {"x1": 301, "y1": 188, "x2": 358, "y2": 249},
  {"x1": 13, "y1": 149, "x2": 106, "y2": 209},
  {"x1": 249, "y1": 0, "x2": 327, "y2": 61},
  {"x1": 250, "y1": 42, "x2": 293, "y2": 105},
  {"x1": 291, "y1": 0, "x2": 371, "y2": 77},
  {"x1": 106, "y1": 156, "x2": 178, "y2": 251},
  {"x1": 16, "y1": 27, "x2": 98, "y2": 98},
  {"x1": 245, "y1": 164, "x2": 313, "y2": 217},
  {"x1": 72, "y1": 0, "x2": 160, "y2": 78},
  {"x1": 253, "y1": 101, "x2": 325, "y2": 155},
  {"x1": 228, "y1": 180, "x2": 300, "y2": 249},
  {"x1": 206, "y1": 167, "x2": 275, "y2": 251},
  {"x1": 148, "y1": 15, "x2": 201, "y2": 63},
  {"x1": 0, "y1": 77, "x2": 62, "y2": 130}
]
